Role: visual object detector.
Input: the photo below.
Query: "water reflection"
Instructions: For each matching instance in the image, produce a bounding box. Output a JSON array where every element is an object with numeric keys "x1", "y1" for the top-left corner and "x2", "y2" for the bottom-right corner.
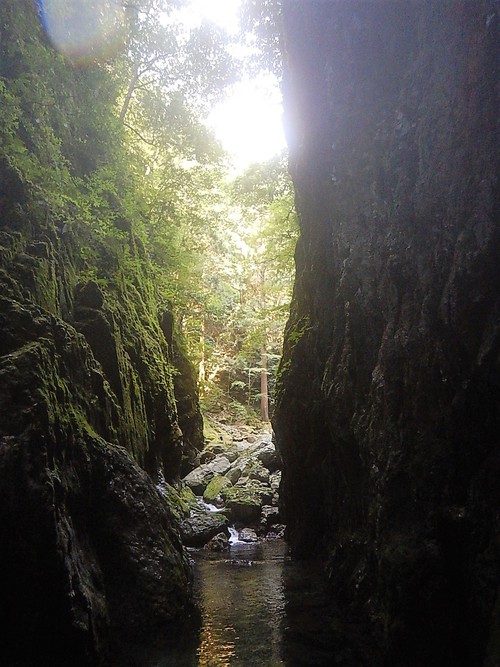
[
  {"x1": 194, "y1": 541, "x2": 286, "y2": 666},
  {"x1": 149, "y1": 538, "x2": 375, "y2": 666}
]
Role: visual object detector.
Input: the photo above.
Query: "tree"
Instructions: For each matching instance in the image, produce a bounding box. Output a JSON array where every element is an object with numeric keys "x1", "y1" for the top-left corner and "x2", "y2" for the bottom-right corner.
[
  {"x1": 239, "y1": 0, "x2": 284, "y2": 76},
  {"x1": 189, "y1": 154, "x2": 297, "y2": 422}
]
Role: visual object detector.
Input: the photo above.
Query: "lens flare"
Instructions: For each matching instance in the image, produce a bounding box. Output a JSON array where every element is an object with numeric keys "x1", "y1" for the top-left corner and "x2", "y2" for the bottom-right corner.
[{"x1": 38, "y1": 0, "x2": 128, "y2": 64}]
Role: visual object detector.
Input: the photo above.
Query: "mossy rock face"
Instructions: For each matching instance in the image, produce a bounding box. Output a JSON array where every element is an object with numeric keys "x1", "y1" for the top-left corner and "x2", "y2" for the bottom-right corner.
[
  {"x1": 179, "y1": 483, "x2": 199, "y2": 507},
  {"x1": 159, "y1": 482, "x2": 197, "y2": 522},
  {"x1": 169, "y1": 331, "x2": 204, "y2": 476},
  {"x1": 0, "y1": 192, "x2": 187, "y2": 486},
  {"x1": 0, "y1": 297, "x2": 194, "y2": 665},
  {"x1": 0, "y1": 16, "x2": 203, "y2": 662},
  {"x1": 221, "y1": 486, "x2": 263, "y2": 523},
  {"x1": 73, "y1": 276, "x2": 182, "y2": 478},
  {"x1": 203, "y1": 475, "x2": 232, "y2": 503}
]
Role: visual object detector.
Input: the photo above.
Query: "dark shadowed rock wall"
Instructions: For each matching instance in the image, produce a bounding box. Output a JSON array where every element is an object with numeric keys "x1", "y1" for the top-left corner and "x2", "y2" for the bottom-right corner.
[
  {"x1": 0, "y1": 164, "x2": 198, "y2": 666},
  {"x1": 0, "y1": 130, "x2": 205, "y2": 667},
  {"x1": 160, "y1": 310, "x2": 205, "y2": 475},
  {"x1": 274, "y1": 1, "x2": 500, "y2": 665},
  {"x1": 0, "y1": 2, "x2": 203, "y2": 660}
]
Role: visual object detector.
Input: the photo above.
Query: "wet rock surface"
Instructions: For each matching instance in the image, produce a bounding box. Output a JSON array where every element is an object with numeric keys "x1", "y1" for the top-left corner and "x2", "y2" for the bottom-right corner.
[
  {"x1": 180, "y1": 507, "x2": 229, "y2": 548},
  {"x1": 179, "y1": 422, "x2": 283, "y2": 548},
  {"x1": 0, "y1": 149, "x2": 202, "y2": 661},
  {"x1": 275, "y1": 2, "x2": 500, "y2": 665}
]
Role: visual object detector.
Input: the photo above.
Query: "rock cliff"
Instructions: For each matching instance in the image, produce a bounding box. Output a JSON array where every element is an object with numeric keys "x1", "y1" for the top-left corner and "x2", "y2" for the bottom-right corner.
[
  {"x1": 275, "y1": 2, "x2": 500, "y2": 665},
  {"x1": 0, "y1": 131, "x2": 203, "y2": 667}
]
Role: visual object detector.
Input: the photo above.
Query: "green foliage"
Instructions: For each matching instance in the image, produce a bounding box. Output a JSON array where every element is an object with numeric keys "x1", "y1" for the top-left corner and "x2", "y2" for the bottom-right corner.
[
  {"x1": 239, "y1": 0, "x2": 283, "y2": 76},
  {"x1": 0, "y1": 0, "x2": 297, "y2": 427},
  {"x1": 191, "y1": 154, "x2": 298, "y2": 421}
]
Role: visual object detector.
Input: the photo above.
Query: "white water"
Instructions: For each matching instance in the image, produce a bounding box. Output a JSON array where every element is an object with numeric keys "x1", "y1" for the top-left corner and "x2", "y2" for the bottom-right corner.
[
  {"x1": 228, "y1": 526, "x2": 242, "y2": 545},
  {"x1": 197, "y1": 498, "x2": 220, "y2": 513}
]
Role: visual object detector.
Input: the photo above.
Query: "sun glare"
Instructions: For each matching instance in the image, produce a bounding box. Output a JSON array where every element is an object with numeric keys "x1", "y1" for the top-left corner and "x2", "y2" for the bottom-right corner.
[
  {"x1": 179, "y1": 0, "x2": 287, "y2": 170},
  {"x1": 207, "y1": 74, "x2": 286, "y2": 171},
  {"x1": 187, "y1": 0, "x2": 240, "y2": 34}
]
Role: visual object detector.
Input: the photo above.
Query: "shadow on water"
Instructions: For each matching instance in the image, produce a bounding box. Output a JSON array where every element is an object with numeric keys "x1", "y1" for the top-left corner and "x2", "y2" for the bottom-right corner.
[{"x1": 124, "y1": 539, "x2": 378, "y2": 666}]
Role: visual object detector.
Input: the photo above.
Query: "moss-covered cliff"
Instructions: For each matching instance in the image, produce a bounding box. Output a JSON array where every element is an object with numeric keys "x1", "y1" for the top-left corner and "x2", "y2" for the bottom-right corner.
[
  {"x1": 0, "y1": 169, "x2": 200, "y2": 665},
  {"x1": 275, "y1": 2, "x2": 500, "y2": 665},
  {"x1": 0, "y1": 2, "x2": 203, "y2": 663}
]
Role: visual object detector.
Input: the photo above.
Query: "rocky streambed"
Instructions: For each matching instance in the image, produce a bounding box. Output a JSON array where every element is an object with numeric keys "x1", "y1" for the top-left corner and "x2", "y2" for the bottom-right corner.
[{"x1": 160, "y1": 424, "x2": 284, "y2": 551}]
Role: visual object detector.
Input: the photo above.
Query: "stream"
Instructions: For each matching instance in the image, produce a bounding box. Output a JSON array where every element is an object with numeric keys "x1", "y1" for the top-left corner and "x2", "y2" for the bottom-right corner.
[{"x1": 149, "y1": 537, "x2": 374, "y2": 667}]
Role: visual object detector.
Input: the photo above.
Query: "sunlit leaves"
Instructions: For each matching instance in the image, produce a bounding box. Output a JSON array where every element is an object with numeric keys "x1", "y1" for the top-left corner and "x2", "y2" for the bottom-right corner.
[{"x1": 239, "y1": 0, "x2": 283, "y2": 76}]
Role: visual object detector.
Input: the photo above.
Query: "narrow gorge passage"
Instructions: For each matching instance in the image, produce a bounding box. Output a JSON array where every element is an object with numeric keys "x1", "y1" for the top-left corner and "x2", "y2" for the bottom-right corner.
[{"x1": 0, "y1": 1, "x2": 499, "y2": 666}]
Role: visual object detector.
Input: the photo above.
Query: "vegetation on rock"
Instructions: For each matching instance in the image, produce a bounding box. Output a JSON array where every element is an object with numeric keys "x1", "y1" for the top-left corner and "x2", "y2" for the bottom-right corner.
[{"x1": 0, "y1": 0, "x2": 294, "y2": 662}]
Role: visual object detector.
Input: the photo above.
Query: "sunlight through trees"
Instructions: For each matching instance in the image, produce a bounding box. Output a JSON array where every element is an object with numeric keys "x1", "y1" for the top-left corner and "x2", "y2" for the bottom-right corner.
[{"x1": 2, "y1": 0, "x2": 294, "y2": 425}]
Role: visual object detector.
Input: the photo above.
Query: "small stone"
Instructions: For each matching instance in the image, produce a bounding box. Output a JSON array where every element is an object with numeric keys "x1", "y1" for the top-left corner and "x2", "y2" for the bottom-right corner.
[
  {"x1": 204, "y1": 532, "x2": 229, "y2": 552},
  {"x1": 239, "y1": 528, "x2": 258, "y2": 542}
]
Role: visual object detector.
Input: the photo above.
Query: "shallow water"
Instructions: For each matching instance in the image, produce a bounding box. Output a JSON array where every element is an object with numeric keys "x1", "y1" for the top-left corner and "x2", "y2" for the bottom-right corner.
[{"x1": 149, "y1": 538, "x2": 374, "y2": 667}]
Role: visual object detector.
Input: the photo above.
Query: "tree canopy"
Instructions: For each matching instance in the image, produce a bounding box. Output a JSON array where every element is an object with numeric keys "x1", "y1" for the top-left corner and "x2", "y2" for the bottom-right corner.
[{"x1": 0, "y1": 0, "x2": 295, "y2": 424}]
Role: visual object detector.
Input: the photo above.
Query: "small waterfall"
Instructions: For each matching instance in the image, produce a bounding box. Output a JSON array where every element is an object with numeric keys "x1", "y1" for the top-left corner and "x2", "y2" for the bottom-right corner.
[
  {"x1": 156, "y1": 470, "x2": 168, "y2": 497},
  {"x1": 197, "y1": 498, "x2": 221, "y2": 513},
  {"x1": 228, "y1": 527, "x2": 242, "y2": 545}
]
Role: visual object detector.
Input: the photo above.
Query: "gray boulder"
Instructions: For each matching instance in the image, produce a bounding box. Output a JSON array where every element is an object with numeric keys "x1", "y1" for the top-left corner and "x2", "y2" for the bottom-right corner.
[
  {"x1": 182, "y1": 455, "x2": 231, "y2": 494},
  {"x1": 260, "y1": 505, "x2": 280, "y2": 530},
  {"x1": 180, "y1": 507, "x2": 228, "y2": 548},
  {"x1": 204, "y1": 532, "x2": 229, "y2": 552},
  {"x1": 255, "y1": 442, "x2": 281, "y2": 472},
  {"x1": 239, "y1": 528, "x2": 258, "y2": 543}
]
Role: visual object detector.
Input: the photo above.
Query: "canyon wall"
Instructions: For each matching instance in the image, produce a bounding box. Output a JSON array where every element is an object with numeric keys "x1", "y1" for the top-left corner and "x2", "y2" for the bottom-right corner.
[
  {"x1": 0, "y1": 160, "x2": 200, "y2": 667},
  {"x1": 0, "y1": 3, "x2": 203, "y2": 662},
  {"x1": 275, "y1": 1, "x2": 500, "y2": 665}
]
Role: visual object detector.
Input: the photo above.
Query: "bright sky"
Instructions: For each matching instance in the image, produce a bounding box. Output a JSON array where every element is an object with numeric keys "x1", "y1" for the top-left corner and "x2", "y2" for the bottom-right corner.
[
  {"x1": 182, "y1": 0, "x2": 287, "y2": 170},
  {"x1": 206, "y1": 74, "x2": 286, "y2": 171},
  {"x1": 187, "y1": 0, "x2": 241, "y2": 35},
  {"x1": 42, "y1": 0, "x2": 287, "y2": 170}
]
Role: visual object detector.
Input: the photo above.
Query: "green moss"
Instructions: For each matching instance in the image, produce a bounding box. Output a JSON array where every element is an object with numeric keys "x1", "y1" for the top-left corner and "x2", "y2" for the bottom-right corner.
[
  {"x1": 203, "y1": 416, "x2": 220, "y2": 443},
  {"x1": 179, "y1": 484, "x2": 198, "y2": 508},
  {"x1": 203, "y1": 475, "x2": 232, "y2": 503}
]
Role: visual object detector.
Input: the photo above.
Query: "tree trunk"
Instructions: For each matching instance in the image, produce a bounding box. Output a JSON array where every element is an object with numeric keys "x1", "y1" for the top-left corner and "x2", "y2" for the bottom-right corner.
[
  {"x1": 198, "y1": 315, "x2": 205, "y2": 389},
  {"x1": 119, "y1": 65, "x2": 140, "y2": 123},
  {"x1": 260, "y1": 341, "x2": 269, "y2": 422}
]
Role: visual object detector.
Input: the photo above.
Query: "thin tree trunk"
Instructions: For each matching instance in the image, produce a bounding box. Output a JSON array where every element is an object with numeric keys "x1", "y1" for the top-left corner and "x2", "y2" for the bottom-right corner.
[
  {"x1": 119, "y1": 65, "x2": 140, "y2": 123},
  {"x1": 198, "y1": 315, "x2": 205, "y2": 389},
  {"x1": 258, "y1": 265, "x2": 269, "y2": 422},
  {"x1": 260, "y1": 341, "x2": 269, "y2": 422}
]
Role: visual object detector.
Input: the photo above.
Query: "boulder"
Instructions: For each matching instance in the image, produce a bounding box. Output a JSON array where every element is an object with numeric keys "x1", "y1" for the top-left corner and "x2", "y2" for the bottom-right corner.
[
  {"x1": 255, "y1": 442, "x2": 281, "y2": 472},
  {"x1": 203, "y1": 443, "x2": 225, "y2": 456},
  {"x1": 207, "y1": 455, "x2": 232, "y2": 476},
  {"x1": 247, "y1": 461, "x2": 270, "y2": 484},
  {"x1": 179, "y1": 507, "x2": 228, "y2": 548},
  {"x1": 182, "y1": 455, "x2": 231, "y2": 494},
  {"x1": 221, "y1": 486, "x2": 263, "y2": 523},
  {"x1": 182, "y1": 465, "x2": 214, "y2": 495},
  {"x1": 199, "y1": 450, "x2": 216, "y2": 465},
  {"x1": 239, "y1": 528, "x2": 258, "y2": 543},
  {"x1": 204, "y1": 532, "x2": 229, "y2": 552},
  {"x1": 226, "y1": 466, "x2": 242, "y2": 484},
  {"x1": 203, "y1": 475, "x2": 232, "y2": 503}
]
